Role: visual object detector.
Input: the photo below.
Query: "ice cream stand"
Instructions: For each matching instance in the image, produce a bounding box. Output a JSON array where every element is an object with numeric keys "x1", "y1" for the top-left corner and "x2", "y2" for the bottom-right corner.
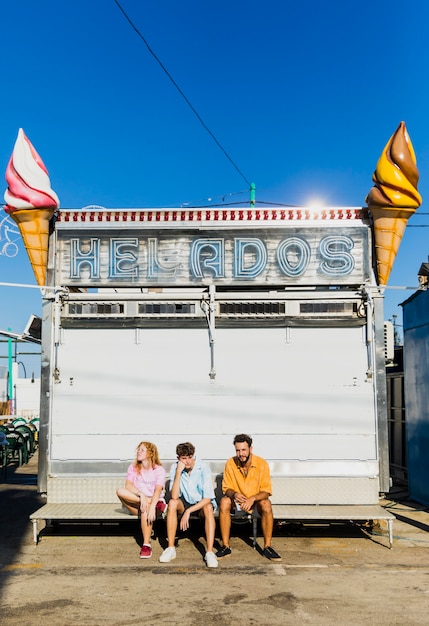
[{"x1": 4, "y1": 124, "x2": 419, "y2": 544}]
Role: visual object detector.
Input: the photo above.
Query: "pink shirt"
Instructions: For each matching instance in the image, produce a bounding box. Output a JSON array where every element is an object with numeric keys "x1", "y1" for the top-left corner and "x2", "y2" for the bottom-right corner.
[{"x1": 126, "y1": 463, "x2": 166, "y2": 498}]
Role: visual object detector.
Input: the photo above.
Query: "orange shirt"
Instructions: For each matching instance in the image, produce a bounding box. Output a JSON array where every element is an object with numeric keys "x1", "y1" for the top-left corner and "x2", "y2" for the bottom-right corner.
[{"x1": 222, "y1": 454, "x2": 272, "y2": 498}]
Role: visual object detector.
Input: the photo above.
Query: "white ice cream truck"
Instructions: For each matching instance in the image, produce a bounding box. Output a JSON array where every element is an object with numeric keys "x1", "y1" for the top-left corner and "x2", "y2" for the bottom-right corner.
[{"x1": 30, "y1": 205, "x2": 394, "y2": 543}]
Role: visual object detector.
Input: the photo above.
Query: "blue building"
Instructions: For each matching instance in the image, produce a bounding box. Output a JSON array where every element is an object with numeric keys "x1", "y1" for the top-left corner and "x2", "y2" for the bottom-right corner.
[{"x1": 402, "y1": 263, "x2": 429, "y2": 506}]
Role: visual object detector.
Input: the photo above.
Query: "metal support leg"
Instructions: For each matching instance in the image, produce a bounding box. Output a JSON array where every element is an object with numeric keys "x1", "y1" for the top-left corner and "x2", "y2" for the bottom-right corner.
[
  {"x1": 388, "y1": 519, "x2": 393, "y2": 548},
  {"x1": 31, "y1": 519, "x2": 39, "y2": 544},
  {"x1": 252, "y1": 516, "x2": 258, "y2": 548}
]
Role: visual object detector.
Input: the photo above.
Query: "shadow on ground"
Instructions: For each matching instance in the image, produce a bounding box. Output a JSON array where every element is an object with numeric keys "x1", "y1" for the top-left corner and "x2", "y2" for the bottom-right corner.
[{"x1": 0, "y1": 458, "x2": 44, "y2": 603}]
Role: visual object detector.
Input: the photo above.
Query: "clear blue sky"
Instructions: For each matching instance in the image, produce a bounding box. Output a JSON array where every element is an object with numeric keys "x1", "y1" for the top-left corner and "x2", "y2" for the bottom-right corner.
[{"x1": 1, "y1": 0, "x2": 429, "y2": 375}]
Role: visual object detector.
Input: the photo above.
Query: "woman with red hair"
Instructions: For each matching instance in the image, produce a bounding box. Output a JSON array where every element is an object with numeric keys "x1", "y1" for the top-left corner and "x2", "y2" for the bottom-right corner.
[{"x1": 117, "y1": 441, "x2": 166, "y2": 559}]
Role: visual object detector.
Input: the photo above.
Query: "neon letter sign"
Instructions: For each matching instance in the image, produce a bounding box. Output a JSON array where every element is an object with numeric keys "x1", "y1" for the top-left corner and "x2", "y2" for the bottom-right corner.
[
  {"x1": 147, "y1": 238, "x2": 180, "y2": 278},
  {"x1": 319, "y1": 236, "x2": 354, "y2": 276},
  {"x1": 276, "y1": 237, "x2": 311, "y2": 276},
  {"x1": 234, "y1": 238, "x2": 267, "y2": 277},
  {"x1": 190, "y1": 239, "x2": 225, "y2": 278},
  {"x1": 109, "y1": 238, "x2": 139, "y2": 278},
  {"x1": 70, "y1": 238, "x2": 100, "y2": 278}
]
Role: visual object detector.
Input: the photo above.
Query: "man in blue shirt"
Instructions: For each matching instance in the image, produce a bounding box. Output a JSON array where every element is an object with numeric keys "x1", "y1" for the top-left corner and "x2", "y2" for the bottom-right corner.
[{"x1": 159, "y1": 442, "x2": 218, "y2": 568}]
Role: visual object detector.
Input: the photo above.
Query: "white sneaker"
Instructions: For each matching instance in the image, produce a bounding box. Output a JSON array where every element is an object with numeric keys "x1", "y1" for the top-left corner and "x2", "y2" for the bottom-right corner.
[
  {"x1": 205, "y1": 551, "x2": 218, "y2": 568},
  {"x1": 159, "y1": 547, "x2": 176, "y2": 563}
]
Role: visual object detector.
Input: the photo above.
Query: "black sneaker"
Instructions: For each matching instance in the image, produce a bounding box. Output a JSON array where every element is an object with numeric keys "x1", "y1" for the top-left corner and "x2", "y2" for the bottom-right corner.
[
  {"x1": 262, "y1": 546, "x2": 282, "y2": 561},
  {"x1": 216, "y1": 546, "x2": 232, "y2": 558}
]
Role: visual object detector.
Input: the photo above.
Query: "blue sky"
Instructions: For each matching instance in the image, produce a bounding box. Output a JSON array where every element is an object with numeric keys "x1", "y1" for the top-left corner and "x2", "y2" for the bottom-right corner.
[{"x1": 1, "y1": 0, "x2": 429, "y2": 374}]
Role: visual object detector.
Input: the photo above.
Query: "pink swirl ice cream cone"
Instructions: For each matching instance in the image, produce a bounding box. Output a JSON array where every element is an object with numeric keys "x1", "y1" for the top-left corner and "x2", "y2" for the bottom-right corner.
[
  {"x1": 3, "y1": 128, "x2": 60, "y2": 286},
  {"x1": 366, "y1": 122, "x2": 422, "y2": 285}
]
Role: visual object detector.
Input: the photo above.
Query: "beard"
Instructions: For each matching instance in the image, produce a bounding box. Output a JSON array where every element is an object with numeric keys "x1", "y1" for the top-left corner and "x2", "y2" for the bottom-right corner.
[{"x1": 237, "y1": 453, "x2": 250, "y2": 466}]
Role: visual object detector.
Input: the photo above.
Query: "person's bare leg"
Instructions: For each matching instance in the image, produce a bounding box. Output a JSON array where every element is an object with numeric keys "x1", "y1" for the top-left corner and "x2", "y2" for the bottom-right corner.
[
  {"x1": 166, "y1": 498, "x2": 184, "y2": 547},
  {"x1": 141, "y1": 514, "x2": 153, "y2": 545},
  {"x1": 259, "y1": 499, "x2": 274, "y2": 548},
  {"x1": 219, "y1": 496, "x2": 232, "y2": 547},
  {"x1": 202, "y1": 503, "x2": 216, "y2": 552},
  {"x1": 116, "y1": 487, "x2": 139, "y2": 514}
]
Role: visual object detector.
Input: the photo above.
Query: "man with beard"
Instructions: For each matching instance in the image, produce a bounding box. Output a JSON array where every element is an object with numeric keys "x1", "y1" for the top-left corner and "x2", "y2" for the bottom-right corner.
[{"x1": 216, "y1": 433, "x2": 281, "y2": 561}]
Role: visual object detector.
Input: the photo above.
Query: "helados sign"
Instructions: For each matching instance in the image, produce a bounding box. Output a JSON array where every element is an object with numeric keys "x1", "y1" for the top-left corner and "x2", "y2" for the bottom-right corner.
[{"x1": 55, "y1": 224, "x2": 370, "y2": 287}]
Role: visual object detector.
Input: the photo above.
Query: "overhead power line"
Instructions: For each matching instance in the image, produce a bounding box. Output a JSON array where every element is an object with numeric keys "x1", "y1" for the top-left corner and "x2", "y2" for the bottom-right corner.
[{"x1": 113, "y1": 0, "x2": 251, "y2": 187}]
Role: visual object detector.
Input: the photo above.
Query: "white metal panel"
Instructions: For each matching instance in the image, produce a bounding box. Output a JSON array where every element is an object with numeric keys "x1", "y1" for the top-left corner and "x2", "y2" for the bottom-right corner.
[
  {"x1": 50, "y1": 433, "x2": 376, "y2": 463},
  {"x1": 51, "y1": 325, "x2": 376, "y2": 471}
]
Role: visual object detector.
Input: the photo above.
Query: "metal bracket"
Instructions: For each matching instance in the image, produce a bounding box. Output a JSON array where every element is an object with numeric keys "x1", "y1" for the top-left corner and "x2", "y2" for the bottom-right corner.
[{"x1": 201, "y1": 285, "x2": 216, "y2": 382}]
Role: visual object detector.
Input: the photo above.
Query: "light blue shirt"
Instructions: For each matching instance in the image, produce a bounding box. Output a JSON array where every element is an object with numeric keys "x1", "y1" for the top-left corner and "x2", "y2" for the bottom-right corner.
[{"x1": 169, "y1": 458, "x2": 217, "y2": 510}]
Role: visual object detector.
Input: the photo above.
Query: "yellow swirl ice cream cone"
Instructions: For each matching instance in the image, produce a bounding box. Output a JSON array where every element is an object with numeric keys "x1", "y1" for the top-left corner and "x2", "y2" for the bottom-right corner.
[
  {"x1": 366, "y1": 121, "x2": 422, "y2": 285},
  {"x1": 3, "y1": 129, "x2": 59, "y2": 286}
]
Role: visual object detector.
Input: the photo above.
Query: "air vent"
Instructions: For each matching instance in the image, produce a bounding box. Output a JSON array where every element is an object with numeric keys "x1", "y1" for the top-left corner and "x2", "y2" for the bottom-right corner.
[
  {"x1": 67, "y1": 302, "x2": 125, "y2": 316},
  {"x1": 384, "y1": 321, "x2": 394, "y2": 362},
  {"x1": 138, "y1": 303, "x2": 197, "y2": 315},
  {"x1": 218, "y1": 301, "x2": 285, "y2": 317},
  {"x1": 299, "y1": 301, "x2": 357, "y2": 316}
]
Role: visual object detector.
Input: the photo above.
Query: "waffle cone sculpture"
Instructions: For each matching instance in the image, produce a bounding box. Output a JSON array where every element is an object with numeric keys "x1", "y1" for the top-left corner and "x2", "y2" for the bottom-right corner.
[
  {"x1": 4, "y1": 128, "x2": 59, "y2": 286},
  {"x1": 8, "y1": 207, "x2": 55, "y2": 286},
  {"x1": 366, "y1": 122, "x2": 422, "y2": 285}
]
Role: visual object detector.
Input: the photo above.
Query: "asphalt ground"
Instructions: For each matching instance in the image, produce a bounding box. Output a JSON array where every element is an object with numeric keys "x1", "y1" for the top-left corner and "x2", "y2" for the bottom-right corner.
[{"x1": 1, "y1": 452, "x2": 429, "y2": 625}]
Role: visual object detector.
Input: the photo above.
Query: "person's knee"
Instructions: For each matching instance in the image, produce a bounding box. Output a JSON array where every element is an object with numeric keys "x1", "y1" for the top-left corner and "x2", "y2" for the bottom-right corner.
[
  {"x1": 258, "y1": 498, "x2": 272, "y2": 515},
  {"x1": 219, "y1": 496, "x2": 232, "y2": 513},
  {"x1": 167, "y1": 498, "x2": 181, "y2": 512},
  {"x1": 202, "y1": 502, "x2": 214, "y2": 517}
]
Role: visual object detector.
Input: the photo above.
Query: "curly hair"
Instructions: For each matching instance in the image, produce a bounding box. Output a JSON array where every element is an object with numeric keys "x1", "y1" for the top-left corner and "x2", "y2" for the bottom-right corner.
[{"x1": 134, "y1": 441, "x2": 162, "y2": 469}]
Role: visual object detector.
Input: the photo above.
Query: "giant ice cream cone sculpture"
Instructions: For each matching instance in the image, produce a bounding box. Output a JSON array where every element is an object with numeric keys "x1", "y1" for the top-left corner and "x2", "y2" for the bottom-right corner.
[
  {"x1": 3, "y1": 128, "x2": 60, "y2": 286},
  {"x1": 366, "y1": 121, "x2": 422, "y2": 285}
]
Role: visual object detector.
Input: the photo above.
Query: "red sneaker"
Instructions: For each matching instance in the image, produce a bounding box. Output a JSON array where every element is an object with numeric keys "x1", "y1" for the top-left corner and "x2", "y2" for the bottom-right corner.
[{"x1": 139, "y1": 544, "x2": 152, "y2": 559}]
